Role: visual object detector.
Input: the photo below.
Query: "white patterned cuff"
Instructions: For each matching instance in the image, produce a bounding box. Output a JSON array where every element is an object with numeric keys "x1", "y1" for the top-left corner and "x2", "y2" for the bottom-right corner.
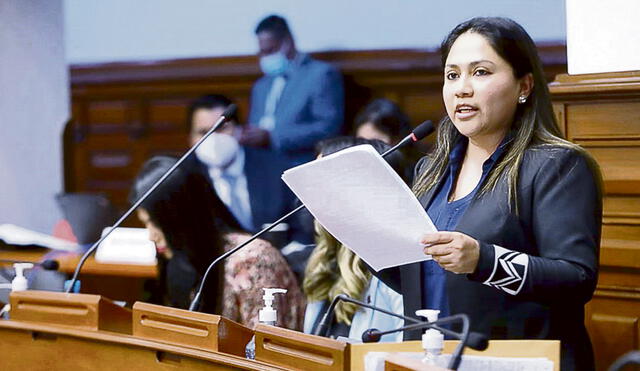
[{"x1": 482, "y1": 245, "x2": 529, "y2": 295}]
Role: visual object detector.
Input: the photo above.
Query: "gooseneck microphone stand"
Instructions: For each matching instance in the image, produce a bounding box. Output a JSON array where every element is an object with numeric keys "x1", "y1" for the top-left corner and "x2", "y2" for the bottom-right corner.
[
  {"x1": 65, "y1": 104, "x2": 238, "y2": 294},
  {"x1": 362, "y1": 313, "x2": 472, "y2": 371},
  {"x1": 314, "y1": 293, "x2": 486, "y2": 371},
  {"x1": 188, "y1": 121, "x2": 435, "y2": 311}
]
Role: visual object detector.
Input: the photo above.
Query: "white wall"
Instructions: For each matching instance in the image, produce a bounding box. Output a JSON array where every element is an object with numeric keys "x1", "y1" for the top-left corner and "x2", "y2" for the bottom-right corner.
[
  {"x1": 0, "y1": 0, "x2": 69, "y2": 233},
  {"x1": 0, "y1": 1, "x2": 565, "y2": 234},
  {"x1": 65, "y1": 0, "x2": 566, "y2": 64},
  {"x1": 566, "y1": 0, "x2": 640, "y2": 74}
]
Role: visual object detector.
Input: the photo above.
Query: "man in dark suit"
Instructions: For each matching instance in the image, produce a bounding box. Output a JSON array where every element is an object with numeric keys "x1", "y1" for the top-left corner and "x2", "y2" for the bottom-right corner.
[
  {"x1": 241, "y1": 15, "x2": 345, "y2": 168},
  {"x1": 186, "y1": 94, "x2": 313, "y2": 248}
]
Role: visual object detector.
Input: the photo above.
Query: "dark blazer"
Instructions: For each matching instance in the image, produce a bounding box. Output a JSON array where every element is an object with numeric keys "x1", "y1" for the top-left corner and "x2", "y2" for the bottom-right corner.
[
  {"x1": 186, "y1": 148, "x2": 311, "y2": 244},
  {"x1": 376, "y1": 145, "x2": 602, "y2": 371},
  {"x1": 248, "y1": 53, "x2": 344, "y2": 167},
  {"x1": 243, "y1": 146, "x2": 296, "y2": 233}
]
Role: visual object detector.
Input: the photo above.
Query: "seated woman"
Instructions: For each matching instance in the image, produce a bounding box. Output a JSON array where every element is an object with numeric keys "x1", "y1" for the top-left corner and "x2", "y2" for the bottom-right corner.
[
  {"x1": 353, "y1": 98, "x2": 420, "y2": 183},
  {"x1": 353, "y1": 98, "x2": 411, "y2": 145},
  {"x1": 130, "y1": 156, "x2": 305, "y2": 330},
  {"x1": 303, "y1": 137, "x2": 404, "y2": 341}
]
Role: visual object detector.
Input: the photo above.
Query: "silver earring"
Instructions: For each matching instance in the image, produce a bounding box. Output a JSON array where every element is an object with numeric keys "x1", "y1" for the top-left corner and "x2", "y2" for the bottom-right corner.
[{"x1": 518, "y1": 95, "x2": 527, "y2": 104}]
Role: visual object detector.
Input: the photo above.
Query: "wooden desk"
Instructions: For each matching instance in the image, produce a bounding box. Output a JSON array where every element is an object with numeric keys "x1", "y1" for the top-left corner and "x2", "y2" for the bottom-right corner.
[
  {"x1": 0, "y1": 291, "x2": 281, "y2": 370},
  {"x1": 0, "y1": 248, "x2": 157, "y2": 304},
  {"x1": 0, "y1": 320, "x2": 281, "y2": 370}
]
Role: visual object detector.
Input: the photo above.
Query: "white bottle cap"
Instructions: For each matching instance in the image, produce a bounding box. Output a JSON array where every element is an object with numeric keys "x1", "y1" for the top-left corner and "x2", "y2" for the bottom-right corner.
[{"x1": 258, "y1": 288, "x2": 287, "y2": 323}]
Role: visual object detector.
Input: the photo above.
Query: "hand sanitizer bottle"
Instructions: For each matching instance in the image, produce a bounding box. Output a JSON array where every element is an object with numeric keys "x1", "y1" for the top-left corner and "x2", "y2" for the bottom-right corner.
[
  {"x1": 245, "y1": 288, "x2": 287, "y2": 360},
  {"x1": 416, "y1": 309, "x2": 445, "y2": 367},
  {"x1": 0, "y1": 263, "x2": 34, "y2": 319},
  {"x1": 11, "y1": 263, "x2": 34, "y2": 292}
]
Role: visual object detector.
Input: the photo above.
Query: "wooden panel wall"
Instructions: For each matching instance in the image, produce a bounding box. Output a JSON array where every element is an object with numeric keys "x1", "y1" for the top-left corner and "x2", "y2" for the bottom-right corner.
[
  {"x1": 67, "y1": 45, "x2": 567, "y2": 212},
  {"x1": 550, "y1": 71, "x2": 640, "y2": 371}
]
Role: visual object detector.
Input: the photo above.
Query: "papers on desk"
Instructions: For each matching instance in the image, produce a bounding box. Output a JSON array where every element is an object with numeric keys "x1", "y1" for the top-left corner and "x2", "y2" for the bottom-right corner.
[
  {"x1": 95, "y1": 227, "x2": 156, "y2": 265},
  {"x1": 282, "y1": 145, "x2": 436, "y2": 271},
  {"x1": 0, "y1": 224, "x2": 78, "y2": 252},
  {"x1": 365, "y1": 352, "x2": 554, "y2": 371}
]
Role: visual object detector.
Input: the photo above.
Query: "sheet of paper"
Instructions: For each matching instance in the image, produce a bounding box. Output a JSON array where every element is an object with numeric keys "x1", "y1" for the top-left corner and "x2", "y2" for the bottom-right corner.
[
  {"x1": 0, "y1": 224, "x2": 79, "y2": 252},
  {"x1": 95, "y1": 227, "x2": 156, "y2": 265},
  {"x1": 282, "y1": 145, "x2": 436, "y2": 271},
  {"x1": 365, "y1": 352, "x2": 554, "y2": 371}
]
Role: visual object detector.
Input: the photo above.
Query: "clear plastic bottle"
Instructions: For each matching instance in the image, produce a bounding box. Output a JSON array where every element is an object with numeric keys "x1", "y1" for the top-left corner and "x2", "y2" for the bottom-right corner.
[
  {"x1": 416, "y1": 309, "x2": 446, "y2": 367},
  {"x1": 245, "y1": 288, "x2": 287, "y2": 360}
]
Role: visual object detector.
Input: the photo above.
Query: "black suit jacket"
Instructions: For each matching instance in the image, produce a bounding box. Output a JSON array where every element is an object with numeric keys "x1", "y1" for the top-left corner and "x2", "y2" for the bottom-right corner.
[
  {"x1": 187, "y1": 147, "x2": 312, "y2": 244},
  {"x1": 376, "y1": 145, "x2": 602, "y2": 371},
  {"x1": 243, "y1": 147, "x2": 295, "y2": 233}
]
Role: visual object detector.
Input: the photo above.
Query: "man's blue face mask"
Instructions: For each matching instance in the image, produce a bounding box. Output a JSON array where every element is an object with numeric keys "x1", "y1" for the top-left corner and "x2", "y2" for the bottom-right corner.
[{"x1": 259, "y1": 52, "x2": 289, "y2": 76}]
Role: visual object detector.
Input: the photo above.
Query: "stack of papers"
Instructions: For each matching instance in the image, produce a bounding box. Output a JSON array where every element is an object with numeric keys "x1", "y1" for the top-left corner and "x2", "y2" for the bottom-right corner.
[
  {"x1": 0, "y1": 224, "x2": 78, "y2": 252},
  {"x1": 95, "y1": 227, "x2": 156, "y2": 265},
  {"x1": 365, "y1": 352, "x2": 554, "y2": 371},
  {"x1": 282, "y1": 145, "x2": 436, "y2": 271}
]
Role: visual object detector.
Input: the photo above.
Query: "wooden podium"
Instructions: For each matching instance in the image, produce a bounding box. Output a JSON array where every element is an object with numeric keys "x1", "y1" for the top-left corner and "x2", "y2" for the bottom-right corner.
[
  {"x1": 252, "y1": 323, "x2": 559, "y2": 371},
  {"x1": 1, "y1": 290, "x2": 560, "y2": 370},
  {"x1": 549, "y1": 71, "x2": 640, "y2": 370},
  {"x1": 0, "y1": 290, "x2": 279, "y2": 370}
]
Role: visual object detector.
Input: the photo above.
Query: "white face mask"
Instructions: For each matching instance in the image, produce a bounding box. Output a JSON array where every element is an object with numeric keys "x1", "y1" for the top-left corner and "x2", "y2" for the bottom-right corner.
[
  {"x1": 195, "y1": 133, "x2": 239, "y2": 169},
  {"x1": 259, "y1": 52, "x2": 290, "y2": 76}
]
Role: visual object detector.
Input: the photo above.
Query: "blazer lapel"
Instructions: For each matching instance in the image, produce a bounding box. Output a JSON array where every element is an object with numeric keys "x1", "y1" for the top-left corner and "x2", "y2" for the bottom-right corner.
[
  {"x1": 416, "y1": 173, "x2": 446, "y2": 210},
  {"x1": 274, "y1": 55, "x2": 310, "y2": 120},
  {"x1": 243, "y1": 149, "x2": 264, "y2": 230}
]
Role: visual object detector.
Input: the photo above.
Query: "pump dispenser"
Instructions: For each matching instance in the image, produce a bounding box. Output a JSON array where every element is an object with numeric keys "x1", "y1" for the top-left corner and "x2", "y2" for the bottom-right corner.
[
  {"x1": 416, "y1": 309, "x2": 445, "y2": 367},
  {"x1": 0, "y1": 263, "x2": 34, "y2": 318},
  {"x1": 11, "y1": 263, "x2": 33, "y2": 292},
  {"x1": 245, "y1": 288, "x2": 287, "y2": 359},
  {"x1": 258, "y1": 288, "x2": 287, "y2": 325}
]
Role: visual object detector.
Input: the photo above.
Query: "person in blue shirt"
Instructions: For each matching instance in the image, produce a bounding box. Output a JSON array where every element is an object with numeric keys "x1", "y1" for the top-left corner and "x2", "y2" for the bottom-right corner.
[{"x1": 374, "y1": 17, "x2": 602, "y2": 371}]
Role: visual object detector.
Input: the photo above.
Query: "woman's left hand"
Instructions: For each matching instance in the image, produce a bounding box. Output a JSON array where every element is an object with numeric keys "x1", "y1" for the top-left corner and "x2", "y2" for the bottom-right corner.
[{"x1": 421, "y1": 231, "x2": 480, "y2": 274}]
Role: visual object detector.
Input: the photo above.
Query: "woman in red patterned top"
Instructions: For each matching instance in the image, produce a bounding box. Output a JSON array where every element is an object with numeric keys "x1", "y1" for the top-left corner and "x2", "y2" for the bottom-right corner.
[{"x1": 131, "y1": 156, "x2": 304, "y2": 330}]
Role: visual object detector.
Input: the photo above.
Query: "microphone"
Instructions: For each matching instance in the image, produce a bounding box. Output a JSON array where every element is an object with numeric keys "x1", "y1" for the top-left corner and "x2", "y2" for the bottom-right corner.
[
  {"x1": 362, "y1": 324, "x2": 488, "y2": 351},
  {"x1": 0, "y1": 259, "x2": 59, "y2": 271},
  {"x1": 609, "y1": 350, "x2": 640, "y2": 371},
  {"x1": 314, "y1": 294, "x2": 487, "y2": 370},
  {"x1": 187, "y1": 121, "x2": 435, "y2": 311},
  {"x1": 363, "y1": 314, "x2": 488, "y2": 371},
  {"x1": 313, "y1": 293, "x2": 419, "y2": 336},
  {"x1": 65, "y1": 104, "x2": 237, "y2": 294},
  {"x1": 313, "y1": 294, "x2": 487, "y2": 351},
  {"x1": 384, "y1": 120, "x2": 434, "y2": 156}
]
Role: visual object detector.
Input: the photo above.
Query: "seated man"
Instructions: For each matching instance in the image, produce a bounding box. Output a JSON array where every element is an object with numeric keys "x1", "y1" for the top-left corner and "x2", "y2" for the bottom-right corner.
[{"x1": 187, "y1": 94, "x2": 312, "y2": 247}]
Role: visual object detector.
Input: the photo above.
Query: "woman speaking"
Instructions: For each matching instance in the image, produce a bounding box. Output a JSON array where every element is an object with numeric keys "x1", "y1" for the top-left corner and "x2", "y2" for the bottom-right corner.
[{"x1": 377, "y1": 17, "x2": 602, "y2": 371}]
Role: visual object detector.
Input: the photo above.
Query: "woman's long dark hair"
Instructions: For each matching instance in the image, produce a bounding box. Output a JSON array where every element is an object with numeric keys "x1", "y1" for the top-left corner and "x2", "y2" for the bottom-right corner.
[
  {"x1": 412, "y1": 17, "x2": 579, "y2": 207},
  {"x1": 354, "y1": 98, "x2": 412, "y2": 142},
  {"x1": 129, "y1": 156, "x2": 242, "y2": 312}
]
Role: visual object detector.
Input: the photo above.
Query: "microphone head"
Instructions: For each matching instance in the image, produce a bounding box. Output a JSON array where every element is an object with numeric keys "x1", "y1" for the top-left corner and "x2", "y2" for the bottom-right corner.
[
  {"x1": 221, "y1": 104, "x2": 237, "y2": 121},
  {"x1": 362, "y1": 328, "x2": 382, "y2": 343},
  {"x1": 466, "y1": 332, "x2": 489, "y2": 351},
  {"x1": 411, "y1": 120, "x2": 435, "y2": 142},
  {"x1": 41, "y1": 259, "x2": 59, "y2": 271}
]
